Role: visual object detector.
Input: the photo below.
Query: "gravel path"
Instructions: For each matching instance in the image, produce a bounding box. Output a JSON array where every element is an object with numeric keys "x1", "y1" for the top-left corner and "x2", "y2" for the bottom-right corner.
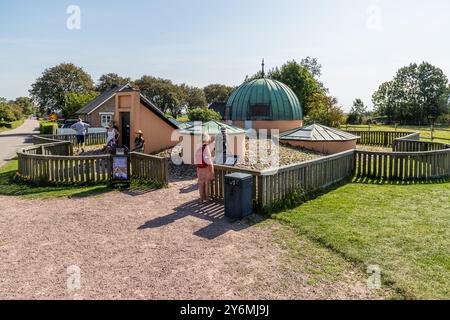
[{"x1": 0, "y1": 179, "x2": 385, "y2": 300}]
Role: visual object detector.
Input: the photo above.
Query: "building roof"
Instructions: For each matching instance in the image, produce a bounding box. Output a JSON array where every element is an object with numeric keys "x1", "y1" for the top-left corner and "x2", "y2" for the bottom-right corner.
[
  {"x1": 76, "y1": 84, "x2": 132, "y2": 115},
  {"x1": 280, "y1": 123, "x2": 360, "y2": 141},
  {"x1": 139, "y1": 94, "x2": 179, "y2": 129},
  {"x1": 76, "y1": 83, "x2": 178, "y2": 130},
  {"x1": 226, "y1": 78, "x2": 302, "y2": 121},
  {"x1": 179, "y1": 120, "x2": 246, "y2": 135}
]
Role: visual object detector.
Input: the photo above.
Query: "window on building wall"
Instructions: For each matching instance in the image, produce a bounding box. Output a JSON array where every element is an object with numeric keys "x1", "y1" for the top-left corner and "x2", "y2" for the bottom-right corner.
[
  {"x1": 248, "y1": 104, "x2": 270, "y2": 119},
  {"x1": 100, "y1": 113, "x2": 114, "y2": 127}
]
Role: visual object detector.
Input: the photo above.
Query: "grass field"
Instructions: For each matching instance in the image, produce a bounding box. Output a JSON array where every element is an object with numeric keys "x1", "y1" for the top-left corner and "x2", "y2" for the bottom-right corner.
[
  {"x1": 273, "y1": 180, "x2": 450, "y2": 299},
  {"x1": 341, "y1": 124, "x2": 450, "y2": 143},
  {"x1": 0, "y1": 160, "x2": 111, "y2": 199},
  {"x1": 0, "y1": 119, "x2": 25, "y2": 133},
  {"x1": 0, "y1": 160, "x2": 163, "y2": 199}
]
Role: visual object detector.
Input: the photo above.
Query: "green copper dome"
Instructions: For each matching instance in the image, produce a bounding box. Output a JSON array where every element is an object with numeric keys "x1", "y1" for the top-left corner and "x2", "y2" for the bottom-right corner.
[{"x1": 226, "y1": 78, "x2": 302, "y2": 121}]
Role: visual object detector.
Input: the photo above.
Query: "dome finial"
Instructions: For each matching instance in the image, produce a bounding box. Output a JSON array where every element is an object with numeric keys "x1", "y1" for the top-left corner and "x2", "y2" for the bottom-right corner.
[{"x1": 261, "y1": 58, "x2": 265, "y2": 78}]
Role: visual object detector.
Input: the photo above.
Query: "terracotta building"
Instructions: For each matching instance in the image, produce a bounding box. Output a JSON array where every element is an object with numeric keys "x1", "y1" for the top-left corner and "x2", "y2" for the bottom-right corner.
[{"x1": 76, "y1": 84, "x2": 179, "y2": 154}]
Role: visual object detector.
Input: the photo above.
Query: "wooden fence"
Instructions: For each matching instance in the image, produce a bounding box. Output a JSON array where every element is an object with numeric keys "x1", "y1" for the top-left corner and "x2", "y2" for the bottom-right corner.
[
  {"x1": 38, "y1": 132, "x2": 107, "y2": 146},
  {"x1": 355, "y1": 148, "x2": 450, "y2": 180},
  {"x1": 393, "y1": 133, "x2": 450, "y2": 152},
  {"x1": 16, "y1": 135, "x2": 168, "y2": 185},
  {"x1": 345, "y1": 130, "x2": 415, "y2": 147},
  {"x1": 209, "y1": 132, "x2": 450, "y2": 209},
  {"x1": 17, "y1": 146, "x2": 112, "y2": 184},
  {"x1": 130, "y1": 152, "x2": 169, "y2": 185},
  {"x1": 210, "y1": 150, "x2": 355, "y2": 209}
]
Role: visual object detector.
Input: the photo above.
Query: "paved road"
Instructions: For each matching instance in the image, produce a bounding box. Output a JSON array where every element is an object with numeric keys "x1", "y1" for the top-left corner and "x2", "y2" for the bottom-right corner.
[{"x1": 0, "y1": 119, "x2": 40, "y2": 167}]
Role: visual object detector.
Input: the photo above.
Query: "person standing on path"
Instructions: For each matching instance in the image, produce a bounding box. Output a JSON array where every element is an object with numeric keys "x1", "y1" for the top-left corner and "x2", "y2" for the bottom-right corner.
[
  {"x1": 70, "y1": 117, "x2": 90, "y2": 153},
  {"x1": 132, "y1": 130, "x2": 145, "y2": 153},
  {"x1": 196, "y1": 133, "x2": 215, "y2": 205}
]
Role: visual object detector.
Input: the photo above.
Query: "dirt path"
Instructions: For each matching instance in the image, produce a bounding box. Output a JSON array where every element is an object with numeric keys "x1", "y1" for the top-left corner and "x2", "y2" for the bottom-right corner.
[
  {"x1": 0, "y1": 179, "x2": 386, "y2": 300},
  {"x1": 0, "y1": 118, "x2": 39, "y2": 167}
]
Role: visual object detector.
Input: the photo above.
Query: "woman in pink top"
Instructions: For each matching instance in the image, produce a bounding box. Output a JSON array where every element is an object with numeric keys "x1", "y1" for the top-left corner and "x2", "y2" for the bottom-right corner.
[{"x1": 196, "y1": 133, "x2": 215, "y2": 204}]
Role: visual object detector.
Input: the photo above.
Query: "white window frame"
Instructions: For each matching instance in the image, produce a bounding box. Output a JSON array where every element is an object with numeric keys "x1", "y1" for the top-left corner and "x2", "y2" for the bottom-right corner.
[{"x1": 99, "y1": 112, "x2": 114, "y2": 128}]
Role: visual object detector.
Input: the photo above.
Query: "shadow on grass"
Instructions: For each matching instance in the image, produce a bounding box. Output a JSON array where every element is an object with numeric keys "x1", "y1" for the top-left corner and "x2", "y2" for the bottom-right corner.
[
  {"x1": 0, "y1": 159, "x2": 113, "y2": 199},
  {"x1": 353, "y1": 176, "x2": 450, "y2": 185}
]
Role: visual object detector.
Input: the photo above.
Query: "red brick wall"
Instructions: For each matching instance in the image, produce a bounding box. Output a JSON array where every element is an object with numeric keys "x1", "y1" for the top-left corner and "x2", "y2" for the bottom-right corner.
[{"x1": 80, "y1": 97, "x2": 115, "y2": 127}]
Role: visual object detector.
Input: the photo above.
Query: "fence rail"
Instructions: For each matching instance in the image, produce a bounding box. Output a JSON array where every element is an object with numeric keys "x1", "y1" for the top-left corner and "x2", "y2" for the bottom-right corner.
[
  {"x1": 210, "y1": 151, "x2": 355, "y2": 209},
  {"x1": 18, "y1": 150, "x2": 112, "y2": 184},
  {"x1": 210, "y1": 131, "x2": 450, "y2": 209},
  {"x1": 345, "y1": 130, "x2": 415, "y2": 147},
  {"x1": 38, "y1": 132, "x2": 107, "y2": 146},
  {"x1": 393, "y1": 132, "x2": 450, "y2": 152},
  {"x1": 355, "y1": 149, "x2": 450, "y2": 180},
  {"x1": 17, "y1": 135, "x2": 168, "y2": 185},
  {"x1": 130, "y1": 152, "x2": 169, "y2": 185}
]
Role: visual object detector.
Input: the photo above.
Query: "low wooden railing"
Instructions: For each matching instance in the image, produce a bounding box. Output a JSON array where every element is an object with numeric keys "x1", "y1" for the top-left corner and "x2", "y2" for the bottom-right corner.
[
  {"x1": 17, "y1": 145, "x2": 111, "y2": 184},
  {"x1": 209, "y1": 131, "x2": 450, "y2": 209},
  {"x1": 38, "y1": 132, "x2": 107, "y2": 146},
  {"x1": 393, "y1": 132, "x2": 450, "y2": 152},
  {"x1": 17, "y1": 135, "x2": 169, "y2": 186},
  {"x1": 345, "y1": 130, "x2": 415, "y2": 147},
  {"x1": 210, "y1": 150, "x2": 355, "y2": 209},
  {"x1": 130, "y1": 152, "x2": 169, "y2": 185},
  {"x1": 355, "y1": 148, "x2": 450, "y2": 180}
]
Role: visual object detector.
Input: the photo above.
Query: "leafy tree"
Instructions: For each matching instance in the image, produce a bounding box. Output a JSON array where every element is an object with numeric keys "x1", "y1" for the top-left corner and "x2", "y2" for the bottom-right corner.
[
  {"x1": 300, "y1": 56, "x2": 322, "y2": 79},
  {"x1": 13, "y1": 97, "x2": 35, "y2": 116},
  {"x1": 63, "y1": 91, "x2": 99, "y2": 118},
  {"x1": 203, "y1": 84, "x2": 234, "y2": 104},
  {"x1": 135, "y1": 76, "x2": 185, "y2": 116},
  {"x1": 270, "y1": 60, "x2": 323, "y2": 115},
  {"x1": 245, "y1": 59, "x2": 325, "y2": 115},
  {"x1": 187, "y1": 107, "x2": 222, "y2": 122},
  {"x1": 0, "y1": 103, "x2": 16, "y2": 122},
  {"x1": 300, "y1": 57, "x2": 328, "y2": 92},
  {"x1": 372, "y1": 62, "x2": 448, "y2": 124},
  {"x1": 179, "y1": 84, "x2": 207, "y2": 109},
  {"x1": 347, "y1": 98, "x2": 367, "y2": 124},
  {"x1": 305, "y1": 93, "x2": 345, "y2": 127},
  {"x1": 96, "y1": 73, "x2": 131, "y2": 92},
  {"x1": 29, "y1": 63, "x2": 94, "y2": 115},
  {"x1": 0, "y1": 101, "x2": 22, "y2": 122}
]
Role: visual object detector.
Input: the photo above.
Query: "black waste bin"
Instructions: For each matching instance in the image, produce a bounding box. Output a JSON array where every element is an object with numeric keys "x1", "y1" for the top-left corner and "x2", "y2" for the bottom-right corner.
[{"x1": 224, "y1": 172, "x2": 253, "y2": 219}]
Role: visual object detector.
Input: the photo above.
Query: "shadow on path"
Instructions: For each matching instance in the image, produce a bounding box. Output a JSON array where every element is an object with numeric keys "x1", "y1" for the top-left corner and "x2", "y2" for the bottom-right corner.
[{"x1": 138, "y1": 200, "x2": 254, "y2": 240}]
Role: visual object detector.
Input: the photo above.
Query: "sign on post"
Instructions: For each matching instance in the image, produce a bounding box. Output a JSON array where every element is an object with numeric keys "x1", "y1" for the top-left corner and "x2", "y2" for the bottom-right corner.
[{"x1": 110, "y1": 147, "x2": 131, "y2": 187}]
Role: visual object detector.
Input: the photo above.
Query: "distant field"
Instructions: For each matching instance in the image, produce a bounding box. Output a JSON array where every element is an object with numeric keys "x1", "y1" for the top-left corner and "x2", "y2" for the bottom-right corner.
[{"x1": 341, "y1": 124, "x2": 450, "y2": 143}]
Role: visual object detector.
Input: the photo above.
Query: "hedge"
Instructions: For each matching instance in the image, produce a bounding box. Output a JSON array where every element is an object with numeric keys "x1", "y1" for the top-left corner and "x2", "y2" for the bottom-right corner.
[{"x1": 39, "y1": 121, "x2": 58, "y2": 134}]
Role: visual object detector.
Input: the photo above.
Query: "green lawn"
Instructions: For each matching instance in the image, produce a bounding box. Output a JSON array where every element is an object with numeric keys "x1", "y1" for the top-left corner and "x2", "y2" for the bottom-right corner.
[
  {"x1": 272, "y1": 180, "x2": 450, "y2": 299},
  {"x1": 341, "y1": 124, "x2": 450, "y2": 143},
  {"x1": 0, "y1": 160, "x2": 112, "y2": 199},
  {"x1": 0, "y1": 160, "x2": 163, "y2": 199},
  {"x1": 0, "y1": 119, "x2": 25, "y2": 133}
]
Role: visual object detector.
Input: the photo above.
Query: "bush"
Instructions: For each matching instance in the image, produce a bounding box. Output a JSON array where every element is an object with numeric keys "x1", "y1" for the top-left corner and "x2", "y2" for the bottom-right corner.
[
  {"x1": 187, "y1": 107, "x2": 222, "y2": 122},
  {"x1": 39, "y1": 121, "x2": 57, "y2": 134},
  {"x1": 0, "y1": 122, "x2": 13, "y2": 129},
  {"x1": 0, "y1": 103, "x2": 18, "y2": 122}
]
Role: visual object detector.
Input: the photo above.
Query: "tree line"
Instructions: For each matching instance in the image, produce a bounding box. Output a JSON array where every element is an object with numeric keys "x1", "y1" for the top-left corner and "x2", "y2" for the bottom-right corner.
[
  {"x1": 0, "y1": 96, "x2": 34, "y2": 123},
  {"x1": 348, "y1": 62, "x2": 449, "y2": 125},
  {"x1": 29, "y1": 58, "x2": 346, "y2": 126},
  {"x1": 29, "y1": 63, "x2": 235, "y2": 118}
]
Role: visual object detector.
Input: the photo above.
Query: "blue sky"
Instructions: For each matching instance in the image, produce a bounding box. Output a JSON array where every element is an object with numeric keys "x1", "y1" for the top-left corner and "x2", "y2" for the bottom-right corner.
[{"x1": 1, "y1": 0, "x2": 449, "y2": 111}]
